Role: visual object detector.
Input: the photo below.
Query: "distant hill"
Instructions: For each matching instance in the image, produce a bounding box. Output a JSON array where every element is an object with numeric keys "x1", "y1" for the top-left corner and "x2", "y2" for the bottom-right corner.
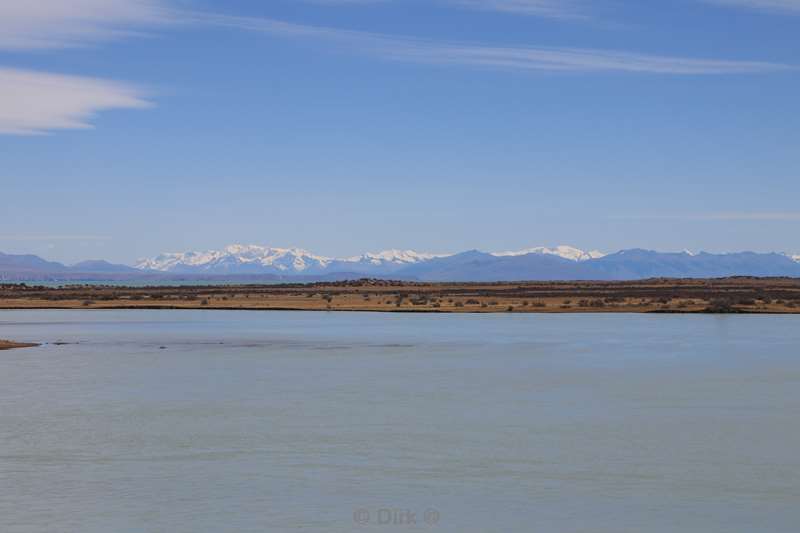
[
  {"x1": 70, "y1": 260, "x2": 141, "y2": 274},
  {"x1": 586, "y1": 249, "x2": 800, "y2": 280},
  {"x1": 0, "y1": 252, "x2": 67, "y2": 275},
  {"x1": 0, "y1": 253, "x2": 142, "y2": 281}
]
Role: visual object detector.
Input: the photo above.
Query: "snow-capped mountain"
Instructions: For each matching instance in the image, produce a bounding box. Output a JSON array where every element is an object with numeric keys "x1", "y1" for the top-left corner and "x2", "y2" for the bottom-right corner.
[
  {"x1": 333, "y1": 250, "x2": 447, "y2": 274},
  {"x1": 137, "y1": 244, "x2": 603, "y2": 275},
  {"x1": 136, "y1": 245, "x2": 332, "y2": 274},
  {"x1": 492, "y1": 245, "x2": 605, "y2": 262},
  {"x1": 136, "y1": 245, "x2": 440, "y2": 275},
  {"x1": 345, "y1": 249, "x2": 443, "y2": 265}
]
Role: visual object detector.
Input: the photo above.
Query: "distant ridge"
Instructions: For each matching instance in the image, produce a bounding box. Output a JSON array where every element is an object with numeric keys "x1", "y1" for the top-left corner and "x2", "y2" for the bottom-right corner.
[{"x1": 2, "y1": 245, "x2": 800, "y2": 282}]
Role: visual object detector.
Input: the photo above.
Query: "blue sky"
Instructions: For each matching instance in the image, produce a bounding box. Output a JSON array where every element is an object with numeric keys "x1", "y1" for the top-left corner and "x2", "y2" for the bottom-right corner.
[{"x1": 1, "y1": 0, "x2": 799, "y2": 264}]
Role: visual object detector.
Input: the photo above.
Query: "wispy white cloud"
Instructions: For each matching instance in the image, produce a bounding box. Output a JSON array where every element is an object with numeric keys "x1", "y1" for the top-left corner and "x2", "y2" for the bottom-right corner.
[
  {"x1": 449, "y1": 0, "x2": 583, "y2": 18},
  {"x1": 0, "y1": 0, "x2": 171, "y2": 50},
  {"x1": 0, "y1": 1, "x2": 161, "y2": 135},
  {"x1": 0, "y1": 235, "x2": 113, "y2": 241},
  {"x1": 611, "y1": 212, "x2": 800, "y2": 221},
  {"x1": 0, "y1": 0, "x2": 792, "y2": 137},
  {"x1": 0, "y1": 1, "x2": 790, "y2": 76},
  {"x1": 305, "y1": 0, "x2": 582, "y2": 18},
  {"x1": 307, "y1": 0, "x2": 389, "y2": 3},
  {"x1": 0, "y1": 68, "x2": 151, "y2": 135},
  {"x1": 187, "y1": 12, "x2": 793, "y2": 74},
  {"x1": 703, "y1": 0, "x2": 800, "y2": 14}
]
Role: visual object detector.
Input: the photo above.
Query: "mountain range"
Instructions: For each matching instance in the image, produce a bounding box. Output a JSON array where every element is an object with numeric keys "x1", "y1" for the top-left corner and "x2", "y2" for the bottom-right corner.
[{"x1": 2, "y1": 245, "x2": 800, "y2": 282}]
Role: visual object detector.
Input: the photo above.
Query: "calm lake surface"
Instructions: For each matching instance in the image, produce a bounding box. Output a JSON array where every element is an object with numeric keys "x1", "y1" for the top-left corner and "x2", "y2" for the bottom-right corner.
[{"x1": 1, "y1": 310, "x2": 799, "y2": 533}]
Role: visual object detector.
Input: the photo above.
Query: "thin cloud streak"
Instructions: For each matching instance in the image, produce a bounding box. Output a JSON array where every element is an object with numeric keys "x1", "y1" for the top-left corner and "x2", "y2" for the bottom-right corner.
[
  {"x1": 0, "y1": 0, "x2": 791, "y2": 75},
  {"x1": 187, "y1": 12, "x2": 793, "y2": 74},
  {"x1": 0, "y1": 0, "x2": 170, "y2": 50},
  {"x1": 449, "y1": 0, "x2": 584, "y2": 19},
  {"x1": 0, "y1": 68, "x2": 151, "y2": 135},
  {"x1": 0, "y1": 235, "x2": 113, "y2": 241},
  {"x1": 704, "y1": 0, "x2": 800, "y2": 14},
  {"x1": 611, "y1": 212, "x2": 800, "y2": 221},
  {"x1": 0, "y1": 0, "x2": 580, "y2": 53},
  {"x1": 307, "y1": 0, "x2": 583, "y2": 19}
]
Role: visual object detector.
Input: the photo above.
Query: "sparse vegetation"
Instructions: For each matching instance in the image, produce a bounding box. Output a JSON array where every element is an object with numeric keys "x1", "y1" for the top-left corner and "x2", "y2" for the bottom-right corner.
[
  {"x1": 0, "y1": 278, "x2": 798, "y2": 314},
  {"x1": 705, "y1": 298, "x2": 735, "y2": 313}
]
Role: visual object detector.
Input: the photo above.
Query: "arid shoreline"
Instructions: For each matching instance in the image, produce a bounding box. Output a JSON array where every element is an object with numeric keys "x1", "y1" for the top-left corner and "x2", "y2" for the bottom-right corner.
[
  {"x1": 0, "y1": 340, "x2": 39, "y2": 351},
  {"x1": 2, "y1": 278, "x2": 799, "y2": 314}
]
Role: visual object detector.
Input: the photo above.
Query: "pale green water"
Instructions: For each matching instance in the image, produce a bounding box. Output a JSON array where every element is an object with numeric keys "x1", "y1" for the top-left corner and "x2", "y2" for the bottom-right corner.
[{"x1": 1, "y1": 310, "x2": 799, "y2": 532}]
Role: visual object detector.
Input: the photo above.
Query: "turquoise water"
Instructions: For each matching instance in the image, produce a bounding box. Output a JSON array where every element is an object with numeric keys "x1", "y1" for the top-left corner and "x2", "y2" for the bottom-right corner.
[{"x1": 1, "y1": 311, "x2": 799, "y2": 532}]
